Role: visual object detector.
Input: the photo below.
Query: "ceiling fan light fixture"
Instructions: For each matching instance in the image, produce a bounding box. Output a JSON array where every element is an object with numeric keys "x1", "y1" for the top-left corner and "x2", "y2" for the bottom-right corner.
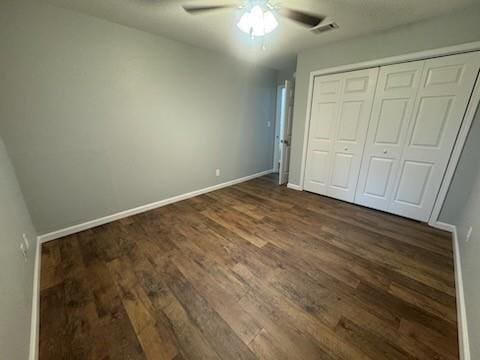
[{"x1": 237, "y1": 5, "x2": 278, "y2": 37}]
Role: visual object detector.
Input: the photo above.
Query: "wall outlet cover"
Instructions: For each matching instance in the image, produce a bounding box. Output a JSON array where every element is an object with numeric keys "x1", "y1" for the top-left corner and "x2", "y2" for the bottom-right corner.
[
  {"x1": 216, "y1": 169, "x2": 221, "y2": 177},
  {"x1": 22, "y1": 233, "x2": 30, "y2": 250},
  {"x1": 466, "y1": 226, "x2": 472, "y2": 242},
  {"x1": 20, "y1": 243, "x2": 28, "y2": 262}
]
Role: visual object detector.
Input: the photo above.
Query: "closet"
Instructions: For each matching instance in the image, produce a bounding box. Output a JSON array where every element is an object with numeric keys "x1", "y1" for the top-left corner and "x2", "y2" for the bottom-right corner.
[{"x1": 303, "y1": 51, "x2": 480, "y2": 221}]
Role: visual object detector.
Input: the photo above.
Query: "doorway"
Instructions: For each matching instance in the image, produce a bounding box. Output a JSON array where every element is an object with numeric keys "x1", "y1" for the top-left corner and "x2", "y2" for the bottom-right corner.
[{"x1": 273, "y1": 80, "x2": 294, "y2": 185}]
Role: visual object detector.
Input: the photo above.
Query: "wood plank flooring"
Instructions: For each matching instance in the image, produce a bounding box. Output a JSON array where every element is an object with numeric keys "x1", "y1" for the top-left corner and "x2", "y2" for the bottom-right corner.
[{"x1": 39, "y1": 174, "x2": 458, "y2": 359}]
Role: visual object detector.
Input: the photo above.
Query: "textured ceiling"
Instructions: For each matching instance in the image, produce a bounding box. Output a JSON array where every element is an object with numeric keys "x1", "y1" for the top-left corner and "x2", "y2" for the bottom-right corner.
[{"x1": 44, "y1": 0, "x2": 478, "y2": 69}]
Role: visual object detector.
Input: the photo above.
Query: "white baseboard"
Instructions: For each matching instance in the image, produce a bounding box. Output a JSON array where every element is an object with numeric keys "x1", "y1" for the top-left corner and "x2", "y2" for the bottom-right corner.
[
  {"x1": 451, "y1": 225, "x2": 471, "y2": 360},
  {"x1": 29, "y1": 238, "x2": 42, "y2": 360},
  {"x1": 38, "y1": 169, "x2": 273, "y2": 243},
  {"x1": 429, "y1": 220, "x2": 457, "y2": 233},
  {"x1": 287, "y1": 183, "x2": 302, "y2": 191}
]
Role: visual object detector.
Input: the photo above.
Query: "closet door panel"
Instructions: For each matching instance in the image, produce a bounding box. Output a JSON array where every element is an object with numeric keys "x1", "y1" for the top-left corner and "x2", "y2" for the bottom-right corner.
[
  {"x1": 303, "y1": 74, "x2": 343, "y2": 195},
  {"x1": 389, "y1": 52, "x2": 480, "y2": 221},
  {"x1": 327, "y1": 68, "x2": 379, "y2": 202},
  {"x1": 355, "y1": 61, "x2": 424, "y2": 210},
  {"x1": 374, "y1": 98, "x2": 409, "y2": 143},
  {"x1": 394, "y1": 160, "x2": 433, "y2": 206},
  {"x1": 363, "y1": 157, "x2": 394, "y2": 198},
  {"x1": 304, "y1": 68, "x2": 378, "y2": 202},
  {"x1": 330, "y1": 153, "x2": 353, "y2": 189},
  {"x1": 327, "y1": 98, "x2": 364, "y2": 198},
  {"x1": 309, "y1": 150, "x2": 330, "y2": 186}
]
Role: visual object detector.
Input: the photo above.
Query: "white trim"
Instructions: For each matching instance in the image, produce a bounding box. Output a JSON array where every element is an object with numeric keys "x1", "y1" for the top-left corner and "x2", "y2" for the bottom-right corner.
[
  {"x1": 299, "y1": 69, "x2": 316, "y2": 189},
  {"x1": 299, "y1": 41, "x2": 480, "y2": 225},
  {"x1": 430, "y1": 221, "x2": 457, "y2": 233},
  {"x1": 287, "y1": 183, "x2": 302, "y2": 191},
  {"x1": 451, "y1": 226, "x2": 471, "y2": 360},
  {"x1": 434, "y1": 223, "x2": 471, "y2": 360},
  {"x1": 273, "y1": 84, "x2": 285, "y2": 172},
  {"x1": 38, "y1": 169, "x2": 273, "y2": 243},
  {"x1": 29, "y1": 238, "x2": 41, "y2": 360},
  {"x1": 429, "y1": 72, "x2": 480, "y2": 226},
  {"x1": 308, "y1": 41, "x2": 480, "y2": 80}
]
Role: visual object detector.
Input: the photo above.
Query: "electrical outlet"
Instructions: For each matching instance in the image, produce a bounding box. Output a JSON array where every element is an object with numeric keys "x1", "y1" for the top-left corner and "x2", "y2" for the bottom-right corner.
[
  {"x1": 20, "y1": 243, "x2": 28, "y2": 262},
  {"x1": 466, "y1": 226, "x2": 473, "y2": 242},
  {"x1": 216, "y1": 169, "x2": 221, "y2": 177},
  {"x1": 22, "y1": 233, "x2": 30, "y2": 250},
  {"x1": 266, "y1": 121, "x2": 271, "y2": 128}
]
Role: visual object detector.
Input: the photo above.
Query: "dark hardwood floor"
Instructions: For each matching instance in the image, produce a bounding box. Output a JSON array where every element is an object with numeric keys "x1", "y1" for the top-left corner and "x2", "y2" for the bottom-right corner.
[{"x1": 39, "y1": 174, "x2": 458, "y2": 359}]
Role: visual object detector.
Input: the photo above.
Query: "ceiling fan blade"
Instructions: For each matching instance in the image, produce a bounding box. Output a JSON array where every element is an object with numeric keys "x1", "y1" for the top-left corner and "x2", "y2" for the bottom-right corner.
[
  {"x1": 278, "y1": 8, "x2": 325, "y2": 28},
  {"x1": 183, "y1": 4, "x2": 237, "y2": 14}
]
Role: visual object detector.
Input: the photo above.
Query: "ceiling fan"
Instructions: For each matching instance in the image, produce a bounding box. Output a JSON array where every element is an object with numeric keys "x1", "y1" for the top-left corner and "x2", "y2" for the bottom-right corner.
[{"x1": 182, "y1": 0, "x2": 326, "y2": 38}]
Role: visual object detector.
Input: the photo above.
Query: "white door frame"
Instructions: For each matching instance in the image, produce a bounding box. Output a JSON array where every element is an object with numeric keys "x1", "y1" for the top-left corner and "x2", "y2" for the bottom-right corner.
[
  {"x1": 279, "y1": 80, "x2": 294, "y2": 185},
  {"x1": 297, "y1": 41, "x2": 480, "y2": 229},
  {"x1": 273, "y1": 84, "x2": 285, "y2": 172}
]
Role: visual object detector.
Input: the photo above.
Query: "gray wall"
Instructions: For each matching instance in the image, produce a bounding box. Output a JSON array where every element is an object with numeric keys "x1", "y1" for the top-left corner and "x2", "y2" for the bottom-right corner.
[
  {"x1": 289, "y1": 5, "x2": 480, "y2": 186},
  {"x1": 0, "y1": 136, "x2": 37, "y2": 360},
  {"x1": 277, "y1": 60, "x2": 297, "y2": 85},
  {"x1": 0, "y1": 1, "x2": 277, "y2": 234},
  {"x1": 440, "y1": 107, "x2": 480, "y2": 359}
]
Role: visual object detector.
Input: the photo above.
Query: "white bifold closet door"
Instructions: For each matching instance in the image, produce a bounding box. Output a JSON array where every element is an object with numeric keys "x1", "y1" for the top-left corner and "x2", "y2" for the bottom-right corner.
[
  {"x1": 356, "y1": 52, "x2": 480, "y2": 221},
  {"x1": 303, "y1": 68, "x2": 379, "y2": 202},
  {"x1": 355, "y1": 61, "x2": 425, "y2": 211},
  {"x1": 387, "y1": 52, "x2": 480, "y2": 221},
  {"x1": 304, "y1": 51, "x2": 480, "y2": 222}
]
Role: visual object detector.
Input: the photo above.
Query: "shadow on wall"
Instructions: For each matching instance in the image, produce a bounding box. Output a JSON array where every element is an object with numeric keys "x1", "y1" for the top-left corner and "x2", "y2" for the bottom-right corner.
[
  {"x1": 0, "y1": 136, "x2": 37, "y2": 360},
  {"x1": 441, "y1": 106, "x2": 480, "y2": 223}
]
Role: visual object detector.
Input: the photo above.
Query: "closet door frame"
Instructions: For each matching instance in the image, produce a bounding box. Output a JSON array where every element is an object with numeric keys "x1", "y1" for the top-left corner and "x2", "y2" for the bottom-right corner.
[{"x1": 298, "y1": 41, "x2": 480, "y2": 229}]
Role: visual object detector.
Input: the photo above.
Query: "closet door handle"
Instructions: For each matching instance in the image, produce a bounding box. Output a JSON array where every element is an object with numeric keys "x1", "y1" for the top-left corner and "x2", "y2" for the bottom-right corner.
[
  {"x1": 344, "y1": 146, "x2": 349, "y2": 151},
  {"x1": 383, "y1": 149, "x2": 388, "y2": 154}
]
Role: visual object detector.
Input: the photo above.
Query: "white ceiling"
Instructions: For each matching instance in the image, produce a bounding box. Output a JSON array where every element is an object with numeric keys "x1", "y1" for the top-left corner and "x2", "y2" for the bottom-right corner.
[{"x1": 44, "y1": 0, "x2": 478, "y2": 69}]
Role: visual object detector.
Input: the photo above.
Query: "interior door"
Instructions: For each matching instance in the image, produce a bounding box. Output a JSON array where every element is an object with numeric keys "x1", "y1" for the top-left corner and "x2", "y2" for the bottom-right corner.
[
  {"x1": 303, "y1": 68, "x2": 379, "y2": 202},
  {"x1": 388, "y1": 52, "x2": 480, "y2": 221},
  {"x1": 279, "y1": 80, "x2": 294, "y2": 185},
  {"x1": 355, "y1": 61, "x2": 424, "y2": 210}
]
